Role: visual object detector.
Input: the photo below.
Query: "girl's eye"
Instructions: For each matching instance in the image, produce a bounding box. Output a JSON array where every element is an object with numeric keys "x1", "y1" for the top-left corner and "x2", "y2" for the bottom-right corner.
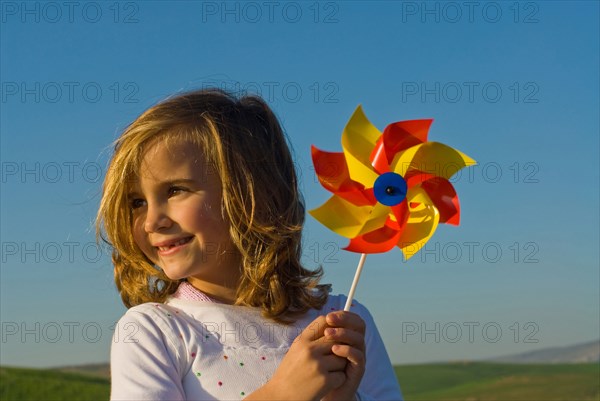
[
  {"x1": 130, "y1": 198, "x2": 146, "y2": 209},
  {"x1": 168, "y1": 186, "x2": 186, "y2": 196}
]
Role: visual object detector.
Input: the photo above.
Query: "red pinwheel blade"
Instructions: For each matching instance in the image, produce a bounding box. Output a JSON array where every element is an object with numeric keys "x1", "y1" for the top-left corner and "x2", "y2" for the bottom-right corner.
[
  {"x1": 404, "y1": 170, "x2": 461, "y2": 225},
  {"x1": 344, "y1": 198, "x2": 409, "y2": 254},
  {"x1": 421, "y1": 177, "x2": 461, "y2": 225},
  {"x1": 311, "y1": 145, "x2": 375, "y2": 206},
  {"x1": 371, "y1": 119, "x2": 434, "y2": 174},
  {"x1": 344, "y1": 223, "x2": 402, "y2": 254}
]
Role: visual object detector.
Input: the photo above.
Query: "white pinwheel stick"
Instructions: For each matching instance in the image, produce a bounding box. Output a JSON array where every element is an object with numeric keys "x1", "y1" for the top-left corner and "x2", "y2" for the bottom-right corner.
[{"x1": 344, "y1": 253, "x2": 367, "y2": 311}]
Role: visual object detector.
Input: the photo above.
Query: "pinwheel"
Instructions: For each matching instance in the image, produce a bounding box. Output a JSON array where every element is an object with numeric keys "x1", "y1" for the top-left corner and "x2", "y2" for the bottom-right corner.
[{"x1": 310, "y1": 106, "x2": 476, "y2": 310}]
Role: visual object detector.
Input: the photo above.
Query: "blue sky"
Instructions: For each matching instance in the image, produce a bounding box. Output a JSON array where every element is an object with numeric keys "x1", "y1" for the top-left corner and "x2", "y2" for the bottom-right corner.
[{"x1": 1, "y1": 1, "x2": 598, "y2": 367}]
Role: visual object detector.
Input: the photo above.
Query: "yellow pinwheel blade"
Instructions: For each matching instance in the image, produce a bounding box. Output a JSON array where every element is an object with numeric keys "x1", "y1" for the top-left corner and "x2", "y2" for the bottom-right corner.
[
  {"x1": 309, "y1": 196, "x2": 388, "y2": 239},
  {"x1": 391, "y1": 142, "x2": 476, "y2": 179},
  {"x1": 357, "y1": 203, "x2": 391, "y2": 236},
  {"x1": 399, "y1": 188, "x2": 440, "y2": 259},
  {"x1": 341, "y1": 105, "x2": 380, "y2": 187}
]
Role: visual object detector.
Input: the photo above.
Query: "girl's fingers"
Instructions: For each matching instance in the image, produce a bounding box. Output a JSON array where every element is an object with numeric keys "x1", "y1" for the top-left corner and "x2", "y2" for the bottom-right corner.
[
  {"x1": 331, "y1": 344, "x2": 365, "y2": 367},
  {"x1": 328, "y1": 371, "x2": 346, "y2": 389},
  {"x1": 322, "y1": 354, "x2": 349, "y2": 372},
  {"x1": 324, "y1": 327, "x2": 365, "y2": 351},
  {"x1": 297, "y1": 315, "x2": 329, "y2": 343},
  {"x1": 326, "y1": 311, "x2": 366, "y2": 334}
]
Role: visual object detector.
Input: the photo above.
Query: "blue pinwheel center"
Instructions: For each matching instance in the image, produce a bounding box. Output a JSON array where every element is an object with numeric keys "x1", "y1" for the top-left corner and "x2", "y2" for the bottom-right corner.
[{"x1": 373, "y1": 172, "x2": 408, "y2": 206}]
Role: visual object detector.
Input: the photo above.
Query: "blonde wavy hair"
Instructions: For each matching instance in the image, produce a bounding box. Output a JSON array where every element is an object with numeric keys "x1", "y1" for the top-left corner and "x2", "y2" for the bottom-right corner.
[{"x1": 97, "y1": 88, "x2": 328, "y2": 322}]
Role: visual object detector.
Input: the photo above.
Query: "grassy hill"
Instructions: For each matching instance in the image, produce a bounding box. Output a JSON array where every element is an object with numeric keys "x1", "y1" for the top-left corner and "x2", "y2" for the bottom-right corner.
[
  {"x1": 0, "y1": 366, "x2": 109, "y2": 401},
  {"x1": 0, "y1": 362, "x2": 598, "y2": 400},
  {"x1": 396, "y1": 362, "x2": 600, "y2": 401},
  {"x1": 490, "y1": 340, "x2": 600, "y2": 364}
]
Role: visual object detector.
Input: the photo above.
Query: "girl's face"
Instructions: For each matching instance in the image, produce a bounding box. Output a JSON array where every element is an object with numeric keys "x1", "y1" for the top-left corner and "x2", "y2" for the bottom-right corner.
[{"x1": 129, "y1": 139, "x2": 241, "y2": 302}]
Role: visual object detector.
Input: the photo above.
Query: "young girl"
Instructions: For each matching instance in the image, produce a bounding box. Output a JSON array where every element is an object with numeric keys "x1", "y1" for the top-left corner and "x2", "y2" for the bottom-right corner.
[{"x1": 97, "y1": 88, "x2": 403, "y2": 401}]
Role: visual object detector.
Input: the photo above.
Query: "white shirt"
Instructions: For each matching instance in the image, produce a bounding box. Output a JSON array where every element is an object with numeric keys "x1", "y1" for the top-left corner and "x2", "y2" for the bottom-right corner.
[{"x1": 110, "y1": 294, "x2": 403, "y2": 400}]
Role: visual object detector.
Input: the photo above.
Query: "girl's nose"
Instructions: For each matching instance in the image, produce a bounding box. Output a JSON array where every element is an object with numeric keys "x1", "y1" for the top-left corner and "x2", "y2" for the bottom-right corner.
[{"x1": 144, "y1": 204, "x2": 172, "y2": 233}]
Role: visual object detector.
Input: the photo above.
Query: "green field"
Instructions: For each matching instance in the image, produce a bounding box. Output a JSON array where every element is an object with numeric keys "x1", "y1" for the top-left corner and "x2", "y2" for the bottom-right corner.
[
  {"x1": 0, "y1": 366, "x2": 110, "y2": 401},
  {"x1": 0, "y1": 362, "x2": 598, "y2": 401},
  {"x1": 396, "y1": 362, "x2": 600, "y2": 401}
]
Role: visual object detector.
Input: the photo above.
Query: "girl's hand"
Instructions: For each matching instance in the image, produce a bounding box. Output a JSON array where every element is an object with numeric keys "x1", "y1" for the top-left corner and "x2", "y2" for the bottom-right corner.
[
  {"x1": 321, "y1": 311, "x2": 366, "y2": 401},
  {"x1": 246, "y1": 315, "x2": 347, "y2": 401}
]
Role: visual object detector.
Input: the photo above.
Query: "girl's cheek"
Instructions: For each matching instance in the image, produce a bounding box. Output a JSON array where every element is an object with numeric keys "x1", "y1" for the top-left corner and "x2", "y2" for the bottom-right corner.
[{"x1": 132, "y1": 218, "x2": 147, "y2": 249}]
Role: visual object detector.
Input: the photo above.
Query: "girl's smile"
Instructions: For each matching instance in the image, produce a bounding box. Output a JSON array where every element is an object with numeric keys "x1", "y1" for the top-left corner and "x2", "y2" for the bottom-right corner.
[
  {"x1": 154, "y1": 236, "x2": 194, "y2": 255},
  {"x1": 129, "y1": 139, "x2": 241, "y2": 302}
]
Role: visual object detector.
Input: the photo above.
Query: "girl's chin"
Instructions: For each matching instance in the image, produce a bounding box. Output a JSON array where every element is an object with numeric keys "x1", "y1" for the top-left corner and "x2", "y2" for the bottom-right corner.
[
  {"x1": 157, "y1": 265, "x2": 189, "y2": 281},
  {"x1": 164, "y1": 272, "x2": 188, "y2": 281}
]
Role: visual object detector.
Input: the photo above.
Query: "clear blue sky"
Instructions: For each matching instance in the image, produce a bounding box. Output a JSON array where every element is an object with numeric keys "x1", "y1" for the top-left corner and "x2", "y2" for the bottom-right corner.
[{"x1": 1, "y1": 1, "x2": 598, "y2": 367}]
